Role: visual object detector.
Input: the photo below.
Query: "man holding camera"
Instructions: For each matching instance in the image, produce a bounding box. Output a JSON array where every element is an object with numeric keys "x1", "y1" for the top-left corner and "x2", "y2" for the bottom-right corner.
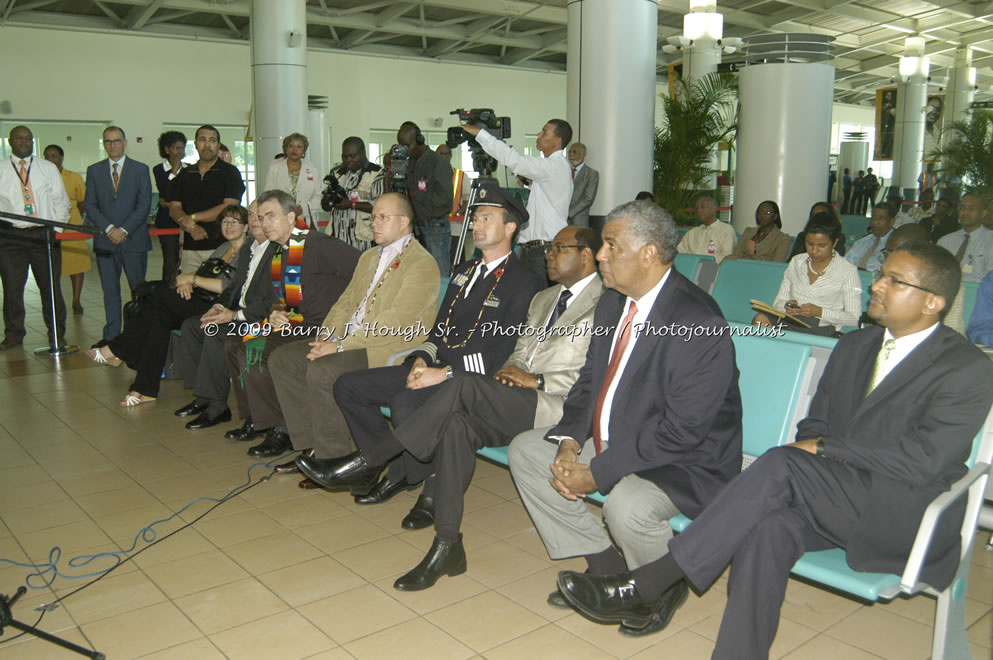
[
  {"x1": 322, "y1": 137, "x2": 385, "y2": 252},
  {"x1": 397, "y1": 121, "x2": 453, "y2": 276},
  {"x1": 461, "y1": 119, "x2": 573, "y2": 282}
]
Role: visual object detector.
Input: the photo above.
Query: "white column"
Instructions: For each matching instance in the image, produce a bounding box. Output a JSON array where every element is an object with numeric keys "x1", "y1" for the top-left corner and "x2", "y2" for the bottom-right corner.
[
  {"x1": 567, "y1": 0, "x2": 658, "y2": 217},
  {"x1": 891, "y1": 37, "x2": 928, "y2": 200},
  {"x1": 946, "y1": 47, "x2": 976, "y2": 128},
  {"x1": 838, "y1": 137, "x2": 869, "y2": 210},
  {"x1": 736, "y1": 60, "x2": 834, "y2": 237},
  {"x1": 307, "y1": 98, "x2": 330, "y2": 177},
  {"x1": 251, "y1": 0, "x2": 308, "y2": 190}
]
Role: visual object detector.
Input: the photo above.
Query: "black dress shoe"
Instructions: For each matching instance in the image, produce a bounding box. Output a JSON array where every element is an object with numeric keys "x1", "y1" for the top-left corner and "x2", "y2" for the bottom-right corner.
[
  {"x1": 547, "y1": 569, "x2": 589, "y2": 609},
  {"x1": 619, "y1": 580, "x2": 689, "y2": 637},
  {"x1": 556, "y1": 570, "x2": 661, "y2": 629},
  {"x1": 174, "y1": 400, "x2": 208, "y2": 418},
  {"x1": 273, "y1": 460, "x2": 300, "y2": 474},
  {"x1": 248, "y1": 429, "x2": 293, "y2": 457},
  {"x1": 401, "y1": 493, "x2": 434, "y2": 530},
  {"x1": 393, "y1": 535, "x2": 466, "y2": 591},
  {"x1": 296, "y1": 451, "x2": 383, "y2": 493},
  {"x1": 353, "y1": 474, "x2": 417, "y2": 505},
  {"x1": 185, "y1": 408, "x2": 232, "y2": 430},
  {"x1": 225, "y1": 418, "x2": 269, "y2": 442}
]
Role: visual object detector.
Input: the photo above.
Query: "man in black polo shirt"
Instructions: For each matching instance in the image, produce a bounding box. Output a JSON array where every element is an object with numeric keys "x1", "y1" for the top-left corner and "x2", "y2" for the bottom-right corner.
[
  {"x1": 397, "y1": 121, "x2": 453, "y2": 276},
  {"x1": 169, "y1": 125, "x2": 245, "y2": 273}
]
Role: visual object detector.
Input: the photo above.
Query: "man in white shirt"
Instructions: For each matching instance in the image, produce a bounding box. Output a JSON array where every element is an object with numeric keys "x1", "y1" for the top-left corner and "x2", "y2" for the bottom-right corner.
[
  {"x1": 0, "y1": 125, "x2": 71, "y2": 349},
  {"x1": 676, "y1": 196, "x2": 737, "y2": 263},
  {"x1": 461, "y1": 118, "x2": 573, "y2": 282},
  {"x1": 85, "y1": 126, "x2": 152, "y2": 346},
  {"x1": 567, "y1": 143, "x2": 600, "y2": 228},
  {"x1": 937, "y1": 192, "x2": 993, "y2": 283},
  {"x1": 845, "y1": 202, "x2": 894, "y2": 273}
]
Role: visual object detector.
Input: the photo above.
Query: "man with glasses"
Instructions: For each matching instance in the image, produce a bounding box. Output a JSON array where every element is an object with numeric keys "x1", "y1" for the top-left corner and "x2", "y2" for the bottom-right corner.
[
  {"x1": 169, "y1": 125, "x2": 245, "y2": 273},
  {"x1": 845, "y1": 201, "x2": 895, "y2": 274},
  {"x1": 85, "y1": 126, "x2": 152, "y2": 346},
  {"x1": 0, "y1": 125, "x2": 71, "y2": 349},
  {"x1": 555, "y1": 242, "x2": 992, "y2": 655}
]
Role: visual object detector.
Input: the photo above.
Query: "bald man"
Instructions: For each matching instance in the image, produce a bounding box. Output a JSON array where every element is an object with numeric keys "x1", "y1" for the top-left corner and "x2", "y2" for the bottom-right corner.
[{"x1": 677, "y1": 197, "x2": 737, "y2": 263}]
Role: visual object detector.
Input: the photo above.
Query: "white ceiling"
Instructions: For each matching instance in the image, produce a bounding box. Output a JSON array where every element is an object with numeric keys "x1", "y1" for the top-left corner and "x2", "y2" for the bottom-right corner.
[{"x1": 4, "y1": 0, "x2": 993, "y2": 104}]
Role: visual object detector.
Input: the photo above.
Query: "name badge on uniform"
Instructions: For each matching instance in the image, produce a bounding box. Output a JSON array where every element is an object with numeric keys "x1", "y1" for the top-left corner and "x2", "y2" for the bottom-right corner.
[
  {"x1": 307, "y1": 172, "x2": 314, "y2": 181},
  {"x1": 483, "y1": 296, "x2": 501, "y2": 308},
  {"x1": 418, "y1": 179, "x2": 427, "y2": 192},
  {"x1": 23, "y1": 203, "x2": 34, "y2": 215},
  {"x1": 452, "y1": 273, "x2": 469, "y2": 287},
  {"x1": 349, "y1": 190, "x2": 359, "y2": 201}
]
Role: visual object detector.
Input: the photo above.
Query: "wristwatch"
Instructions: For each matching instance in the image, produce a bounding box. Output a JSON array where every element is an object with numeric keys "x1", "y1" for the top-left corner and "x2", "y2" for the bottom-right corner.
[
  {"x1": 536, "y1": 373, "x2": 545, "y2": 391},
  {"x1": 815, "y1": 437, "x2": 825, "y2": 456},
  {"x1": 444, "y1": 365, "x2": 454, "y2": 380}
]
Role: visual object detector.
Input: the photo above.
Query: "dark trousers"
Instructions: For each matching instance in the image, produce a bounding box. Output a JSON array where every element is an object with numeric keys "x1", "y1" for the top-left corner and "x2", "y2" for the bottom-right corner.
[
  {"x1": 332, "y1": 364, "x2": 443, "y2": 468},
  {"x1": 159, "y1": 234, "x2": 180, "y2": 281},
  {"x1": 667, "y1": 447, "x2": 865, "y2": 659},
  {"x1": 0, "y1": 227, "x2": 66, "y2": 342},
  {"x1": 225, "y1": 331, "x2": 298, "y2": 427},
  {"x1": 176, "y1": 316, "x2": 237, "y2": 405},
  {"x1": 96, "y1": 247, "x2": 148, "y2": 341},
  {"x1": 517, "y1": 243, "x2": 550, "y2": 286},
  {"x1": 269, "y1": 340, "x2": 369, "y2": 458},
  {"x1": 108, "y1": 286, "x2": 209, "y2": 397},
  {"x1": 392, "y1": 373, "x2": 538, "y2": 540},
  {"x1": 841, "y1": 190, "x2": 852, "y2": 214}
]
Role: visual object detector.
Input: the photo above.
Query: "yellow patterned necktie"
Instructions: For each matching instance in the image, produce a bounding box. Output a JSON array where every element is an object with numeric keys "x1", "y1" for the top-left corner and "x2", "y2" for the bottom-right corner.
[{"x1": 867, "y1": 339, "x2": 896, "y2": 396}]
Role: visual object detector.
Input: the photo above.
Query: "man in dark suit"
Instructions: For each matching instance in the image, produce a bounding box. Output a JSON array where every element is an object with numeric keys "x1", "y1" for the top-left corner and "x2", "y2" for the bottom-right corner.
[
  {"x1": 172, "y1": 198, "x2": 279, "y2": 429},
  {"x1": 222, "y1": 213, "x2": 361, "y2": 445},
  {"x1": 567, "y1": 143, "x2": 599, "y2": 228},
  {"x1": 508, "y1": 200, "x2": 743, "y2": 636},
  {"x1": 556, "y1": 242, "x2": 993, "y2": 657},
  {"x1": 85, "y1": 126, "x2": 152, "y2": 345},
  {"x1": 294, "y1": 182, "x2": 544, "y2": 494}
]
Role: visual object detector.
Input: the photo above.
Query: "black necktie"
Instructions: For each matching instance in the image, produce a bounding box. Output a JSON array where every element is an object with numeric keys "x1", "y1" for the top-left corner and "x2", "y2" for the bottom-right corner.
[
  {"x1": 465, "y1": 263, "x2": 487, "y2": 297},
  {"x1": 546, "y1": 289, "x2": 572, "y2": 329}
]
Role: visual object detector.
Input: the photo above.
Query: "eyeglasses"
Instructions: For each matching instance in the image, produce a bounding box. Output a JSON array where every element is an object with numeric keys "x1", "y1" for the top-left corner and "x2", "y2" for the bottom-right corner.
[
  {"x1": 548, "y1": 244, "x2": 583, "y2": 254},
  {"x1": 221, "y1": 218, "x2": 243, "y2": 226},
  {"x1": 370, "y1": 214, "x2": 403, "y2": 223},
  {"x1": 103, "y1": 139, "x2": 124, "y2": 145},
  {"x1": 871, "y1": 270, "x2": 938, "y2": 295}
]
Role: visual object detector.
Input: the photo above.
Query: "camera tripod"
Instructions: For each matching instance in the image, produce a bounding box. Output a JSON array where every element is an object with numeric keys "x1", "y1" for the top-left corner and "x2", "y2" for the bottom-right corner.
[
  {"x1": 452, "y1": 175, "x2": 499, "y2": 276},
  {"x1": 0, "y1": 587, "x2": 105, "y2": 659}
]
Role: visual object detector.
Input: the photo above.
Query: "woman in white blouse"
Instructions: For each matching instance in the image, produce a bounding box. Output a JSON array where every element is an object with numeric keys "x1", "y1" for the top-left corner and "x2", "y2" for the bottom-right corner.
[
  {"x1": 754, "y1": 214, "x2": 862, "y2": 335},
  {"x1": 263, "y1": 132, "x2": 323, "y2": 228}
]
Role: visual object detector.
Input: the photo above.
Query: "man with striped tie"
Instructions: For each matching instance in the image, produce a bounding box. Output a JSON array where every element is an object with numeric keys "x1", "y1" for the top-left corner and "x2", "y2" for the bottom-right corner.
[{"x1": 85, "y1": 126, "x2": 152, "y2": 346}]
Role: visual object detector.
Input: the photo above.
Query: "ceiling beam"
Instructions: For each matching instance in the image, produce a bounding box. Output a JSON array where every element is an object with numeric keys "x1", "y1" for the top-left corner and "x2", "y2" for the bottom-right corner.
[
  {"x1": 93, "y1": 1, "x2": 122, "y2": 26},
  {"x1": 375, "y1": 2, "x2": 412, "y2": 27},
  {"x1": 125, "y1": 0, "x2": 163, "y2": 30}
]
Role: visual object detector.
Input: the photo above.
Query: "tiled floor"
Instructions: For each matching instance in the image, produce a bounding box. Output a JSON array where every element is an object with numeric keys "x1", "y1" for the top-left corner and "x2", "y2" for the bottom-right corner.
[{"x1": 0, "y1": 262, "x2": 991, "y2": 659}]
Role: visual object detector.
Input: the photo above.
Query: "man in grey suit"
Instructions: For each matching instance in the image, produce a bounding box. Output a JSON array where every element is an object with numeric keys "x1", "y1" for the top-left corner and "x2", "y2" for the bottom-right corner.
[
  {"x1": 383, "y1": 225, "x2": 604, "y2": 591},
  {"x1": 567, "y1": 143, "x2": 599, "y2": 228},
  {"x1": 85, "y1": 126, "x2": 152, "y2": 345}
]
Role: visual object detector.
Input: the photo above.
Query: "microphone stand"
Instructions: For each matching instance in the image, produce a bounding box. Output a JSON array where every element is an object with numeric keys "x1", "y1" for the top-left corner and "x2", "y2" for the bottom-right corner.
[
  {"x1": 0, "y1": 587, "x2": 105, "y2": 659},
  {"x1": 0, "y1": 210, "x2": 106, "y2": 358}
]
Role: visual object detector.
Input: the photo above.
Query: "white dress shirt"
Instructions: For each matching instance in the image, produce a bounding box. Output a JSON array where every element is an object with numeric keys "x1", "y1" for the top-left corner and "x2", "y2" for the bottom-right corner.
[
  {"x1": 937, "y1": 225, "x2": 993, "y2": 283},
  {"x1": 463, "y1": 251, "x2": 511, "y2": 297},
  {"x1": 346, "y1": 233, "x2": 412, "y2": 334},
  {"x1": 873, "y1": 323, "x2": 940, "y2": 387},
  {"x1": 0, "y1": 155, "x2": 70, "y2": 230},
  {"x1": 476, "y1": 130, "x2": 572, "y2": 243},
  {"x1": 773, "y1": 252, "x2": 863, "y2": 329},
  {"x1": 234, "y1": 238, "x2": 271, "y2": 320},
  {"x1": 677, "y1": 221, "x2": 737, "y2": 263},
  {"x1": 543, "y1": 271, "x2": 597, "y2": 325}
]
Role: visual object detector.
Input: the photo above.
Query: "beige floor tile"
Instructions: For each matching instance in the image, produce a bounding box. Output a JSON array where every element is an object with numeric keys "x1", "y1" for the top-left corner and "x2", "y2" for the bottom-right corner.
[
  {"x1": 130, "y1": 527, "x2": 216, "y2": 569},
  {"x1": 780, "y1": 634, "x2": 885, "y2": 659},
  {"x1": 970, "y1": 642, "x2": 993, "y2": 659},
  {"x1": 143, "y1": 549, "x2": 249, "y2": 598},
  {"x1": 173, "y1": 492, "x2": 256, "y2": 522},
  {"x1": 0, "y1": 480, "x2": 69, "y2": 514},
  {"x1": 74, "y1": 486, "x2": 161, "y2": 517},
  {"x1": 495, "y1": 564, "x2": 585, "y2": 621},
  {"x1": 399, "y1": 521, "x2": 499, "y2": 553},
  {"x1": 210, "y1": 609, "x2": 336, "y2": 659},
  {"x1": 778, "y1": 577, "x2": 864, "y2": 632},
  {"x1": 295, "y1": 514, "x2": 392, "y2": 554},
  {"x1": 0, "y1": 627, "x2": 93, "y2": 660},
  {"x1": 668, "y1": 583, "x2": 729, "y2": 629},
  {"x1": 556, "y1": 610, "x2": 682, "y2": 658},
  {"x1": 690, "y1": 612, "x2": 817, "y2": 658},
  {"x1": 471, "y1": 472, "x2": 521, "y2": 500},
  {"x1": 23, "y1": 542, "x2": 136, "y2": 592},
  {"x1": 875, "y1": 593, "x2": 989, "y2": 629},
  {"x1": 135, "y1": 638, "x2": 226, "y2": 659},
  {"x1": 174, "y1": 577, "x2": 288, "y2": 635},
  {"x1": 0, "y1": 464, "x2": 52, "y2": 490},
  {"x1": 258, "y1": 556, "x2": 365, "y2": 607},
  {"x1": 17, "y1": 520, "x2": 112, "y2": 560},
  {"x1": 222, "y1": 530, "x2": 322, "y2": 575},
  {"x1": 824, "y1": 606, "x2": 935, "y2": 659},
  {"x1": 461, "y1": 500, "x2": 534, "y2": 538},
  {"x1": 486, "y1": 623, "x2": 614, "y2": 660},
  {"x1": 5, "y1": 588, "x2": 79, "y2": 636},
  {"x1": 298, "y1": 584, "x2": 416, "y2": 644},
  {"x1": 462, "y1": 483, "x2": 509, "y2": 512},
  {"x1": 302, "y1": 648, "x2": 357, "y2": 660},
  {"x1": 237, "y1": 473, "x2": 315, "y2": 508},
  {"x1": 426, "y1": 590, "x2": 546, "y2": 652},
  {"x1": 970, "y1": 564, "x2": 993, "y2": 605},
  {"x1": 0, "y1": 499, "x2": 87, "y2": 535},
  {"x1": 972, "y1": 535, "x2": 993, "y2": 570},
  {"x1": 91, "y1": 503, "x2": 179, "y2": 541},
  {"x1": 345, "y1": 618, "x2": 473, "y2": 660},
  {"x1": 501, "y1": 527, "x2": 554, "y2": 561},
  {"x1": 81, "y1": 601, "x2": 202, "y2": 658},
  {"x1": 260, "y1": 493, "x2": 353, "y2": 529},
  {"x1": 375, "y1": 570, "x2": 489, "y2": 615},
  {"x1": 57, "y1": 468, "x2": 140, "y2": 497},
  {"x1": 193, "y1": 508, "x2": 288, "y2": 547},
  {"x1": 54, "y1": 570, "x2": 167, "y2": 625},
  {"x1": 627, "y1": 628, "x2": 716, "y2": 659},
  {"x1": 141, "y1": 472, "x2": 223, "y2": 503},
  {"x1": 463, "y1": 540, "x2": 550, "y2": 588},
  {"x1": 357, "y1": 494, "x2": 427, "y2": 532},
  {"x1": 333, "y1": 535, "x2": 427, "y2": 582},
  {"x1": 970, "y1": 610, "x2": 993, "y2": 648}
]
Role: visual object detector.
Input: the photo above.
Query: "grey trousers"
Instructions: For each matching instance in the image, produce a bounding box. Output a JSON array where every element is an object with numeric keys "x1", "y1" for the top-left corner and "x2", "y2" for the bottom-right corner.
[
  {"x1": 508, "y1": 427, "x2": 680, "y2": 569},
  {"x1": 268, "y1": 340, "x2": 368, "y2": 458},
  {"x1": 177, "y1": 316, "x2": 235, "y2": 404}
]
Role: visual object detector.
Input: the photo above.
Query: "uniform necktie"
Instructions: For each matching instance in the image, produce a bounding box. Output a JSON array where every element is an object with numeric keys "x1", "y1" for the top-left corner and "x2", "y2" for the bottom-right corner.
[
  {"x1": 591, "y1": 301, "x2": 639, "y2": 454},
  {"x1": 857, "y1": 235, "x2": 880, "y2": 270},
  {"x1": 867, "y1": 339, "x2": 896, "y2": 395},
  {"x1": 955, "y1": 234, "x2": 970, "y2": 263},
  {"x1": 465, "y1": 263, "x2": 487, "y2": 297},
  {"x1": 18, "y1": 159, "x2": 37, "y2": 218},
  {"x1": 112, "y1": 162, "x2": 120, "y2": 195},
  {"x1": 572, "y1": 167, "x2": 577, "y2": 180},
  {"x1": 545, "y1": 289, "x2": 573, "y2": 329}
]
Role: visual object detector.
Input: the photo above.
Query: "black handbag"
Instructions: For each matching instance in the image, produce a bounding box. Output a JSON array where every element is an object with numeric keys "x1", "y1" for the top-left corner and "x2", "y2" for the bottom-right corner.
[
  {"x1": 122, "y1": 280, "x2": 167, "y2": 332},
  {"x1": 192, "y1": 257, "x2": 235, "y2": 302}
]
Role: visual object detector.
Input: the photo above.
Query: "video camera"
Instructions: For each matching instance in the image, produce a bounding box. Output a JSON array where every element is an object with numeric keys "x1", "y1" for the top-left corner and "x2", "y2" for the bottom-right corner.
[
  {"x1": 446, "y1": 108, "x2": 511, "y2": 176},
  {"x1": 320, "y1": 172, "x2": 350, "y2": 211},
  {"x1": 388, "y1": 144, "x2": 409, "y2": 194}
]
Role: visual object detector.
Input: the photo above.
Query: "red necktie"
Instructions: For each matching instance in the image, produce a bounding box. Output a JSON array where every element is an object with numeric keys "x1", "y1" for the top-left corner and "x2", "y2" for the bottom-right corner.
[
  {"x1": 572, "y1": 167, "x2": 577, "y2": 180},
  {"x1": 591, "y1": 301, "x2": 639, "y2": 454}
]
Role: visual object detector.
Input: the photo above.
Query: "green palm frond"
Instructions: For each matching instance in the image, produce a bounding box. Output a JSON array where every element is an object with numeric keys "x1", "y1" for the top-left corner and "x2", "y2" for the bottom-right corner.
[{"x1": 928, "y1": 109, "x2": 993, "y2": 196}]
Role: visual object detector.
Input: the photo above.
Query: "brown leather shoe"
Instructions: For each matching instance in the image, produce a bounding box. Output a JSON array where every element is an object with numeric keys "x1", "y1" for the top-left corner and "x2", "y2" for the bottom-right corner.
[
  {"x1": 274, "y1": 460, "x2": 300, "y2": 474},
  {"x1": 0, "y1": 338, "x2": 22, "y2": 351},
  {"x1": 298, "y1": 478, "x2": 322, "y2": 489}
]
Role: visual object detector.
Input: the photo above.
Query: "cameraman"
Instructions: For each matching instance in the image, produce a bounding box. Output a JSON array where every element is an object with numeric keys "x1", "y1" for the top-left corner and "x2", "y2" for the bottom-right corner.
[
  {"x1": 461, "y1": 119, "x2": 572, "y2": 281},
  {"x1": 397, "y1": 121, "x2": 453, "y2": 276},
  {"x1": 322, "y1": 137, "x2": 385, "y2": 251}
]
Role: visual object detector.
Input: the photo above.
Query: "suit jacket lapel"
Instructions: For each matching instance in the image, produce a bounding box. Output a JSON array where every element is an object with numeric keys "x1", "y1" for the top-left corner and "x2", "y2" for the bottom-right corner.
[
  {"x1": 855, "y1": 329, "x2": 943, "y2": 420},
  {"x1": 554, "y1": 278, "x2": 601, "y2": 329}
]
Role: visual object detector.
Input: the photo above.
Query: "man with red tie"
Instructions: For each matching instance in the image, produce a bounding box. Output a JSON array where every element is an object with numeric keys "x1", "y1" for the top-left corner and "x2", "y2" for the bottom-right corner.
[{"x1": 507, "y1": 199, "x2": 743, "y2": 636}]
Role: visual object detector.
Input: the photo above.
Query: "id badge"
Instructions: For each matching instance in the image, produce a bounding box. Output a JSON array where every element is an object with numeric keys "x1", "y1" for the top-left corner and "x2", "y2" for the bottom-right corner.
[
  {"x1": 307, "y1": 172, "x2": 314, "y2": 182},
  {"x1": 418, "y1": 179, "x2": 427, "y2": 192},
  {"x1": 963, "y1": 262, "x2": 974, "y2": 274},
  {"x1": 349, "y1": 190, "x2": 359, "y2": 201},
  {"x1": 23, "y1": 203, "x2": 34, "y2": 215},
  {"x1": 483, "y1": 296, "x2": 501, "y2": 308}
]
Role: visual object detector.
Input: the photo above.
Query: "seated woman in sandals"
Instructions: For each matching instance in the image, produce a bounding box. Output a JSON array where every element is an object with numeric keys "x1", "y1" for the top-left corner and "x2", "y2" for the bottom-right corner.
[
  {"x1": 753, "y1": 214, "x2": 862, "y2": 337},
  {"x1": 89, "y1": 203, "x2": 259, "y2": 406}
]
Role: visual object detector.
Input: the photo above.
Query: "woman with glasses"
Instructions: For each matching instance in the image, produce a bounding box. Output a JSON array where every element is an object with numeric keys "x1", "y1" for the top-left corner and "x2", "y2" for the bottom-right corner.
[
  {"x1": 726, "y1": 200, "x2": 791, "y2": 261},
  {"x1": 87, "y1": 204, "x2": 256, "y2": 406},
  {"x1": 753, "y1": 214, "x2": 862, "y2": 336}
]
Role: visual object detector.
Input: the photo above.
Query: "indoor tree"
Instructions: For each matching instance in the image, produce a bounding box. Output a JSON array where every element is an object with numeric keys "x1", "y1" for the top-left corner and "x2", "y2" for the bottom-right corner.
[{"x1": 928, "y1": 108, "x2": 993, "y2": 197}]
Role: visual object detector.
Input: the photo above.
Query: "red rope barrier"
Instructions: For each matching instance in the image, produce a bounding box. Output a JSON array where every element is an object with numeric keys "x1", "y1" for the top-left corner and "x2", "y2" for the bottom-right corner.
[{"x1": 55, "y1": 227, "x2": 183, "y2": 240}]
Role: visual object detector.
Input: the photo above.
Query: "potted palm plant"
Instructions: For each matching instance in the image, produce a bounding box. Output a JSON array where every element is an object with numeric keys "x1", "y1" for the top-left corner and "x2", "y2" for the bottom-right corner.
[{"x1": 928, "y1": 108, "x2": 993, "y2": 198}]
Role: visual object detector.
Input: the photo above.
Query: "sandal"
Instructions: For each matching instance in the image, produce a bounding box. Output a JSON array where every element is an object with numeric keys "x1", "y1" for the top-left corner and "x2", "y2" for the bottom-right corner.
[
  {"x1": 87, "y1": 347, "x2": 122, "y2": 367},
  {"x1": 121, "y1": 392, "x2": 156, "y2": 407}
]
